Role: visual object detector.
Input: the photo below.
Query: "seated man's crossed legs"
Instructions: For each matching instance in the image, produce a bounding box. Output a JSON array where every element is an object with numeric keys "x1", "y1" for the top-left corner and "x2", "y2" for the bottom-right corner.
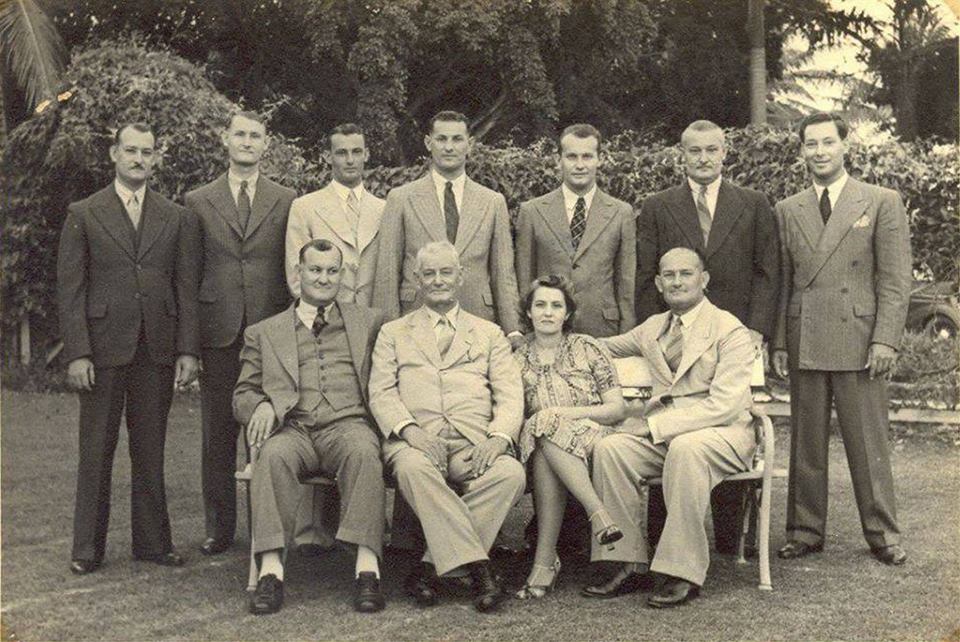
[
  {"x1": 250, "y1": 418, "x2": 386, "y2": 615},
  {"x1": 585, "y1": 429, "x2": 748, "y2": 608},
  {"x1": 385, "y1": 436, "x2": 525, "y2": 612}
]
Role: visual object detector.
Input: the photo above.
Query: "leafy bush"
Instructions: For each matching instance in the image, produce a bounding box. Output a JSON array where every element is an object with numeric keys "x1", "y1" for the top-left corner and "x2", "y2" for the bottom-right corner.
[{"x1": 889, "y1": 331, "x2": 959, "y2": 409}]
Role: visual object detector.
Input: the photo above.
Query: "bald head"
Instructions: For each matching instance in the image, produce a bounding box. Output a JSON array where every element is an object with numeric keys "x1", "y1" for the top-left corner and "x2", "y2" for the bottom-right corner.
[{"x1": 656, "y1": 247, "x2": 710, "y2": 314}]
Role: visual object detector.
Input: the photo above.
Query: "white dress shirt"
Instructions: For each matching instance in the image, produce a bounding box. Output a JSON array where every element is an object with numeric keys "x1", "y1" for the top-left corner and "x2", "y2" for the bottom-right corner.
[
  {"x1": 228, "y1": 170, "x2": 259, "y2": 207},
  {"x1": 813, "y1": 171, "x2": 848, "y2": 212},
  {"x1": 330, "y1": 180, "x2": 366, "y2": 205},
  {"x1": 431, "y1": 169, "x2": 466, "y2": 218},
  {"x1": 687, "y1": 176, "x2": 721, "y2": 218},
  {"x1": 114, "y1": 179, "x2": 146, "y2": 220},
  {"x1": 561, "y1": 183, "x2": 597, "y2": 224},
  {"x1": 295, "y1": 298, "x2": 330, "y2": 329}
]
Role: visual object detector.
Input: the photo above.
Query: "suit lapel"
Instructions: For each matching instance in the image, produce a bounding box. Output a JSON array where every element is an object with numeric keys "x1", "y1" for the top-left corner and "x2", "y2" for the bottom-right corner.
[
  {"x1": 206, "y1": 173, "x2": 244, "y2": 239},
  {"x1": 412, "y1": 176, "x2": 447, "y2": 243},
  {"x1": 705, "y1": 181, "x2": 744, "y2": 258},
  {"x1": 356, "y1": 191, "x2": 383, "y2": 254},
  {"x1": 319, "y1": 185, "x2": 357, "y2": 249},
  {"x1": 673, "y1": 301, "x2": 715, "y2": 383},
  {"x1": 792, "y1": 186, "x2": 824, "y2": 251},
  {"x1": 665, "y1": 184, "x2": 705, "y2": 250},
  {"x1": 245, "y1": 176, "x2": 280, "y2": 238},
  {"x1": 409, "y1": 308, "x2": 443, "y2": 367},
  {"x1": 538, "y1": 189, "x2": 575, "y2": 259},
  {"x1": 642, "y1": 314, "x2": 675, "y2": 384},
  {"x1": 136, "y1": 188, "x2": 171, "y2": 259},
  {"x1": 338, "y1": 302, "x2": 369, "y2": 393},
  {"x1": 454, "y1": 178, "x2": 485, "y2": 251},
  {"x1": 442, "y1": 311, "x2": 474, "y2": 368},
  {"x1": 574, "y1": 190, "x2": 616, "y2": 260},
  {"x1": 263, "y1": 305, "x2": 300, "y2": 383},
  {"x1": 89, "y1": 187, "x2": 137, "y2": 260},
  {"x1": 802, "y1": 180, "x2": 868, "y2": 288}
]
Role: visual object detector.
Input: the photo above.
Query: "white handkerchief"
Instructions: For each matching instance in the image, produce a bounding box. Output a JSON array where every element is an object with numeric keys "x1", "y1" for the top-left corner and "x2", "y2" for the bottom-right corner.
[{"x1": 852, "y1": 214, "x2": 871, "y2": 229}]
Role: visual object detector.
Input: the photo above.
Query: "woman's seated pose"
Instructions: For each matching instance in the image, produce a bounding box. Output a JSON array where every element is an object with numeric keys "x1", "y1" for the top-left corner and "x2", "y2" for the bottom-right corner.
[{"x1": 514, "y1": 275, "x2": 627, "y2": 599}]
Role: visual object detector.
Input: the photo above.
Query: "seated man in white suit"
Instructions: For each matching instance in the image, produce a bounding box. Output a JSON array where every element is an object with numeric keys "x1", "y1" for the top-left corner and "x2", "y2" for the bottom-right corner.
[
  {"x1": 583, "y1": 247, "x2": 756, "y2": 608},
  {"x1": 369, "y1": 241, "x2": 525, "y2": 613}
]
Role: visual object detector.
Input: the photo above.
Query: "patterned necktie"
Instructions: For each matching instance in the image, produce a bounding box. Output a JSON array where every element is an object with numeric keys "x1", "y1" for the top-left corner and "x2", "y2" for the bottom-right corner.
[
  {"x1": 238, "y1": 180, "x2": 252, "y2": 232},
  {"x1": 126, "y1": 193, "x2": 142, "y2": 230},
  {"x1": 819, "y1": 187, "x2": 831, "y2": 224},
  {"x1": 696, "y1": 184, "x2": 712, "y2": 246},
  {"x1": 660, "y1": 315, "x2": 684, "y2": 372},
  {"x1": 345, "y1": 189, "x2": 361, "y2": 231},
  {"x1": 311, "y1": 305, "x2": 327, "y2": 338},
  {"x1": 436, "y1": 314, "x2": 455, "y2": 356},
  {"x1": 444, "y1": 181, "x2": 459, "y2": 244},
  {"x1": 570, "y1": 196, "x2": 586, "y2": 250}
]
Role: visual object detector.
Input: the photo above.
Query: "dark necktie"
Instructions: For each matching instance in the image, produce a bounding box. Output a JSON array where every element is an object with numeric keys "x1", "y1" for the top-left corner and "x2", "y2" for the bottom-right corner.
[
  {"x1": 570, "y1": 196, "x2": 586, "y2": 250},
  {"x1": 660, "y1": 315, "x2": 684, "y2": 372},
  {"x1": 444, "y1": 181, "x2": 459, "y2": 244},
  {"x1": 238, "y1": 180, "x2": 252, "y2": 233},
  {"x1": 819, "y1": 187, "x2": 831, "y2": 225},
  {"x1": 311, "y1": 306, "x2": 327, "y2": 337},
  {"x1": 695, "y1": 184, "x2": 712, "y2": 246}
]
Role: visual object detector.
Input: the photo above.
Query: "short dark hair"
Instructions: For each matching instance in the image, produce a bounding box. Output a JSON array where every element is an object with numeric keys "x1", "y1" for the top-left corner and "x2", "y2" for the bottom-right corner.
[
  {"x1": 558, "y1": 123, "x2": 602, "y2": 154},
  {"x1": 328, "y1": 123, "x2": 364, "y2": 149},
  {"x1": 226, "y1": 110, "x2": 267, "y2": 130},
  {"x1": 520, "y1": 274, "x2": 578, "y2": 334},
  {"x1": 660, "y1": 245, "x2": 707, "y2": 271},
  {"x1": 114, "y1": 122, "x2": 154, "y2": 144},
  {"x1": 298, "y1": 238, "x2": 343, "y2": 266},
  {"x1": 797, "y1": 112, "x2": 848, "y2": 142},
  {"x1": 428, "y1": 110, "x2": 470, "y2": 135}
]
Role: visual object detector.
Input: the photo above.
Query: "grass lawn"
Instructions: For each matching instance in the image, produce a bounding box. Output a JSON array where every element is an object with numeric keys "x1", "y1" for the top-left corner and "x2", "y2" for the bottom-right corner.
[{"x1": 2, "y1": 389, "x2": 958, "y2": 641}]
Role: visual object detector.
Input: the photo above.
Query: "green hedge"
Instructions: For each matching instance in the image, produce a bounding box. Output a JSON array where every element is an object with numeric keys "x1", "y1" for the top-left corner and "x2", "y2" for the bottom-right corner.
[{"x1": 2, "y1": 40, "x2": 958, "y2": 355}]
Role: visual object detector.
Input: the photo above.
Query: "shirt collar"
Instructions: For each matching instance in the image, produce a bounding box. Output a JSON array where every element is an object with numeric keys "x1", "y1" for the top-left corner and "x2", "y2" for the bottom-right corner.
[
  {"x1": 672, "y1": 297, "x2": 707, "y2": 329},
  {"x1": 425, "y1": 303, "x2": 460, "y2": 329},
  {"x1": 114, "y1": 179, "x2": 146, "y2": 205},
  {"x1": 296, "y1": 298, "x2": 332, "y2": 328},
  {"x1": 228, "y1": 170, "x2": 259, "y2": 192},
  {"x1": 561, "y1": 183, "x2": 597, "y2": 212},
  {"x1": 330, "y1": 180, "x2": 365, "y2": 202},
  {"x1": 687, "y1": 175, "x2": 722, "y2": 196},
  {"x1": 813, "y1": 171, "x2": 847, "y2": 201},
  {"x1": 431, "y1": 169, "x2": 466, "y2": 193}
]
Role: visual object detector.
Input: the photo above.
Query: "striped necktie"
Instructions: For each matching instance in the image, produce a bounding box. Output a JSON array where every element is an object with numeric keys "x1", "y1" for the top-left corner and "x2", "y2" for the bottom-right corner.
[
  {"x1": 660, "y1": 315, "x2": 684, "y2": 372},
  {"x1": 238, "y1": 180, "x2": 252, "y2": 233},
  {"x1": 345, "y1": 189, "x2": 361, "y2": 230},
  {"x1": 570, "y1": 196, "x2": 586, "y2": 250},
  {"x1": 126, "y1": 193, "x2": 142, "y2": 230},
  {"x1": 436, "y1": 314, "x2": 454, "y2": 357},
  {"x1": 695, "y1": 184, "x2": 711, "y2": 246}
]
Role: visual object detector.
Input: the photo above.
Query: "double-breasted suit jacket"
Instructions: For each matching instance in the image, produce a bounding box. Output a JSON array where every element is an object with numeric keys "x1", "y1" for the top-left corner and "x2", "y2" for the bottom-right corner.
[
  {"x1": 284, "y1": 183, "x2": 385, "y2": 303},
  {"x1": 515, "y1": 188, "x2": 636, "y2": 337},
  {"x1": 636, "y1": 180, "x2": 780, "y2": 337},
  {"x1": 372, "y1": 174, "x2": 521, "y2": 333}
]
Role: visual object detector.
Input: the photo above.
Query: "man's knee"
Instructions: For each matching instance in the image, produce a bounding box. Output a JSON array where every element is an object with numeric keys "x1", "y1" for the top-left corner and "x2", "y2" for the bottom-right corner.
[
  {"x1": 259, "y1": 437, "x2": 299, "y2": 474},
  {"x1": 391, "y1": 448, "x2": 435, "y2": 485},
  {"x1": 594, "y1": 433, "x2": 632, "y2": 472},
  {"x1": 487, "y1": 456, "x2": 526, "y2": 495}
]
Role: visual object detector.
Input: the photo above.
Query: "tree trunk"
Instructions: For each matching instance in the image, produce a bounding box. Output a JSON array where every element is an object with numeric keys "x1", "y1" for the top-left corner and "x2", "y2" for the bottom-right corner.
[
  {"x1": 892, "y1": 64, "x2": 919, "y2": 141},
  {"x1": 747, "y1": 0, "x2": 767, "y2": 125}
]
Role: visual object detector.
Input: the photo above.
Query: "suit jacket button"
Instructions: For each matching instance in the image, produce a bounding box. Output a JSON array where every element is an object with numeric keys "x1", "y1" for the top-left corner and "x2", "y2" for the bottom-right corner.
[
  {"x1": 134, "y1": 293, "x2": 141, "y2": 299},
  {"x1": 841, "y1": 287, "x2": 849, "y2": 294}
]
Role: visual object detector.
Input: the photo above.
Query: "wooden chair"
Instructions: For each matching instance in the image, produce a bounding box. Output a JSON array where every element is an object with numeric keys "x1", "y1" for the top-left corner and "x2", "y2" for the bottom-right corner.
[{"x1": 613, "y1": 356, "x2": 788, "y2": 590}]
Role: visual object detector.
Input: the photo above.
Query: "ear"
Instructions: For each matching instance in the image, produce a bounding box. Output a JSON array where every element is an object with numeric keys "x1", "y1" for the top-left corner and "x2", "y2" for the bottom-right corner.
[
  {"x1": 701, "y1": 270, "x2": 711, "y2": 290},
  {"x1": 220, "y1": 129, "x2": 230, "y2": 149},
  {"x1": 423, "y1": 134, "x2": 432, "y2": 153},
  {"x1": 109, "y1": 144, "x2": 119, "y2": 163},
  {"x1": 654, "y1": 275, "x2": 664, "y2": 295},
  {"x1": 466, "y1": 136, "x2": 475, "y2": 155},
  {"x1": 322, "y1": 149, "x2": 332, "y2": 166}
]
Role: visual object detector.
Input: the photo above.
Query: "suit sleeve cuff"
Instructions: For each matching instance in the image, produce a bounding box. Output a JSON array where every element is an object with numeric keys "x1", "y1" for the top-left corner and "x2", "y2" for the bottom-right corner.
[{"x1": 394, "y1": 420, "x2": 417, "y2": 438}]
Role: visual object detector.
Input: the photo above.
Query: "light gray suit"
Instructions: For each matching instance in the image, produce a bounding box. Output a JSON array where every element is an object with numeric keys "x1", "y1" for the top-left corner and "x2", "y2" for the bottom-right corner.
[
  {"x1": 515, "y1": 188, "x2": 636, "y2": 337},
  {"x1": 369, "y1": 307, "x2": 525, "y2": 575},
  {"x1": 372, "y1": 174, "x2": 521, "y2": 334},
  {"x1": 285, "y1": 183, "x2": 385, "y2": 304},
  {"x1": 593, "y1": 299, "x2": 756, "y2": 586},
  {"x1": 773, "y1": 177, "x2": 912, "y2": 549}
]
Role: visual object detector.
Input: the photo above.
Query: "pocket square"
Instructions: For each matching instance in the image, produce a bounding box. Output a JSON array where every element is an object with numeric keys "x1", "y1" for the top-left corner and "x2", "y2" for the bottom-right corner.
[{"x1": 852, "y1": 214, "x2": 871, "y2": 229}]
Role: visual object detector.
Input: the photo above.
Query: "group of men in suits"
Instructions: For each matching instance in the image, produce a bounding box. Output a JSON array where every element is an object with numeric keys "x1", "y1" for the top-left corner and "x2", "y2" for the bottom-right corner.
[{"x1": 56, "y1": 108, "x2": 911, "y2": 613}]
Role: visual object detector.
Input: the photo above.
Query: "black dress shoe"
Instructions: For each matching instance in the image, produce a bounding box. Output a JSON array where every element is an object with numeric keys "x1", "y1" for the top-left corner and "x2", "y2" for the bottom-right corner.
[
  {"x1": 199, "y1": 538, "x2": 232, "y2": 556},
  {"x1": 69, "y1": 559, "x2": 100, "y2": 575},
  {"x1": 135, "y1": 551, "x2": 185, "y2": 567},
  {"x1": 647, "y1": 578, "x2": 700, "y2": 608},
  {"x1": 467, "y1": 561, "x2": 505, "y2": 613},
  {"x1": 354, "y1": 572, "x2": 386, "y2": 613},
  {"x1": 581, "y1": 565, "x2": 655, "y2": 599},
  {"x1": 249, "y1": 574, "x2": 284, "y2": 615},
  {"x1": 871, "y1": 544, "x2": 907, "y2": 566},
  {"x1": 777, "y1": 540, "x2": 824, "y2": 560},
  {"x1": 405, "y1": 563, "x2": 440, "y2": 607}
]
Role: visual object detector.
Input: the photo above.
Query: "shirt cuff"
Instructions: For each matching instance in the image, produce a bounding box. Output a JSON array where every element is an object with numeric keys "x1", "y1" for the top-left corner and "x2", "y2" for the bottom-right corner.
[
  {"x1": 488, "y1": 432, "x2": 515, "y2": 448},
  {"x1": 646, "y1": 415, "x2": 664, "y2": 444},
  {"x1": 507, "y1": 331, "x2": 523, "y2": 339},
  {"x1": 393, "y1": 420, "x2": 417, "y2": 438}
]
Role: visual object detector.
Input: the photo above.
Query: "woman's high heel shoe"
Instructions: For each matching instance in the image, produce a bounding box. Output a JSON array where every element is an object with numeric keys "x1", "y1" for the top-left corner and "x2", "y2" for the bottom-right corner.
[
  {"x1": 515, "y1": 557, "x2": 561, "y2": 600},
  {"x1": 589, "y1": 508, "x2": 624, "y2": 547}
]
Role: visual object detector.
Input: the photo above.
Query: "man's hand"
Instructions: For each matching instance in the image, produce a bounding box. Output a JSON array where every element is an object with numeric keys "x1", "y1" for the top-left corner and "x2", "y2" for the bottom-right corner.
[
  {"x1": 620, "y1": 416, "x2": 651, "y2": 438},
  {"x1": 464, "y1": 436, "x2": 509, "y2": 478},
  {"x1": 246, "y1": 402, "x2": 277, "y2": 447},
  {"x1": 174, "y1": 355, "x2": 199, "y2": 389},
  {"x1": 867, "y1": 343, "x2": 898, "y2": 380},
  {"x1": 67, "y1": 357, "x2": 96, "y2": 391},
  {"x1": 507, "y1": 333, "x2": 526, "y2": 352},
  {"x1": 401, "y1": 424, "x2": 448, "y2": 475},
  {"x1": 772, "y1": 349, "x2": 789, "y2": 379}
]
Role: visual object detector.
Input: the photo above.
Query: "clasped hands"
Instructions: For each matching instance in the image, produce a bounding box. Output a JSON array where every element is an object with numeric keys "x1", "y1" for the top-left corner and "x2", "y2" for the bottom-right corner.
[{"x1": 402, "y1": 424, "x2": 508, "y2": 479}]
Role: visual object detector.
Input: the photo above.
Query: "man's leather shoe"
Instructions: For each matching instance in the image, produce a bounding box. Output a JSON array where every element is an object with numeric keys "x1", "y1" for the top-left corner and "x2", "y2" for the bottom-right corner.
[
  {"x1": 199, "y1": 538, "x2": 232, "y2": 556},
  {"x1": 69, "y1": 559, "x2": 100, "y2": 575},
  {"x1": 135, "y1": 551, "x2": 185, "y2": 567},
  {"x1": 467, "y1": 561, "x2": 505, "y2": 613},
  {"x1": 405, "y1": 563, "x2": 440, "y2": 607},
  {"x1": 249, "y1": 574, "x2": 283, "y2": 615},
  {"x1": 777, "y1": 540, "x2": 823, "y2": 560},
  {"x1": 354, "y1": 572, "x2": 386, "y2": 613},
  {"x1": 872, "y1": 544, "x2": 907, "y2": 566},
  {"x1": 647, "y1": 578, "x2": 700, "y2": 608},
  {"x1": 581, "y1": 565, "x2": 655, "y2": 599}
]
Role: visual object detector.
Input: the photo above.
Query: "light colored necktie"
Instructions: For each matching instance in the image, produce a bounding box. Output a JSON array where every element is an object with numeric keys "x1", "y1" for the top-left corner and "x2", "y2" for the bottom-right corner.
[
  {"x1": 695, "y1": 184, "x2": 711, "y2": 246},
  {"x1": 126, "y1": 193, "x2": 141, "y2": 230},
  {"x1": 444, "y1": 181, "x2": 459, "y2": 244},
  {"x1": 660, "y1": 315, "x2": 684, "y2": 372},
  {"x1": 436, "y1": 314, "x2": 455, "y2": 357},
  {"x1": 345, "y1": 189, "x2": 361, "y2": 230},
  {"x1": 238, "y1": 180, "x2": 252, "y2": 232},
  {"x1": 570, "y1": 196, "x2": 586, "y2": 250}
]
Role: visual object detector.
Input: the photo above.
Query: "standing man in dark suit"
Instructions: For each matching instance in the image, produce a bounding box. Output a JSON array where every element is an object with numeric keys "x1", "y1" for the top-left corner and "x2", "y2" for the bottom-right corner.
[
  {"x1": 57, "y1": 122, "x2": 199, "y2": 574},
  {"x1": 773, "y1": 112, "x2": 910, "y2": 566},
  {"x1": 185, "y1": 111, "x2": 297, "y2": 556},
  {"x1": 635, "y1": 119, "x2": 780, "y2": 553},
  {"x1": 515, "y1": 123, "x2": 636, "y2": 337}
]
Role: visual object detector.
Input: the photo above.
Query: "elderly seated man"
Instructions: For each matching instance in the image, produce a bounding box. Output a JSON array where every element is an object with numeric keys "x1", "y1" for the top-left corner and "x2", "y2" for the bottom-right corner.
[
  {"x1": 369, "y1": 241, "x2": 526, "y2": 613},
  {"x1": 233, "y1": 239, "x2": 387, "y2": 615},
  {"x1": 582, "y1": 246, "x2": 757, "y2": 608}
]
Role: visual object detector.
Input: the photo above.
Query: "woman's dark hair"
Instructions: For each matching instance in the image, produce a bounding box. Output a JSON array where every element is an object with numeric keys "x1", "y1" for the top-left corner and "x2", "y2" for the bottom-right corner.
[{"x1": 520, "y1": 274, "x2": 577, "y2": 334}]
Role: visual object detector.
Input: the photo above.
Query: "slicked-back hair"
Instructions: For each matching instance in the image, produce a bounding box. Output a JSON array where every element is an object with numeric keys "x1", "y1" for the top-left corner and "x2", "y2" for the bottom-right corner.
[
  {"x1": 328, "y1": 123, "x2": 364, "y2": 148},
  {"x1": 114, "y1": 122, "x2": 155, "y2": 144},
  {"x1": 520, "y1": 274, "x2": 578, "y2": 334},
  {"x1": 428, "y1": 110, "x2": 470, "y2": 135},
  {"x1": 798, "y1": 112, "x2": 848, "y2": 142},
  {"x1": 660, "y1": 245, "x2": 707, "y2": 272},
  {"x1": 680, "y1": 120, "x2": 723, "y2": 145},
  {"x1": 299, "y1": 238, "x2": 343, "y2": 266},
  {"x1": 558, "y1": 123, "x2": 602, "y2": 154},
  {"x1": 226, "y1": 110, "x2": 267, "y2": 130}
]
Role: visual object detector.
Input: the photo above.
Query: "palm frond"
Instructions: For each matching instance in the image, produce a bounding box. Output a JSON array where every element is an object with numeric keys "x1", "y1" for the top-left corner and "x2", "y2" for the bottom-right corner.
[{"x1": 0, "y1": 0, "x2": 67, "y2": 110}]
